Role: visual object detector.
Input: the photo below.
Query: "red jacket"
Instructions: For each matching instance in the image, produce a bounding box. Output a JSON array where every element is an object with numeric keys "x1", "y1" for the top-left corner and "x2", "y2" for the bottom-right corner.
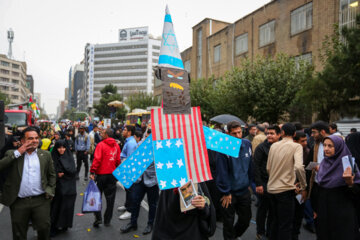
[{"x1": 90, "y1": 137, "x2": 121, "y2": 175}]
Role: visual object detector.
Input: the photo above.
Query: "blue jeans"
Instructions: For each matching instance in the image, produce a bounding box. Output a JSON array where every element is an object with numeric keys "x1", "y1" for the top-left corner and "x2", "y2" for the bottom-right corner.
[{"x1": 303, "y1": 199, "x2": 314, "y2": 226}]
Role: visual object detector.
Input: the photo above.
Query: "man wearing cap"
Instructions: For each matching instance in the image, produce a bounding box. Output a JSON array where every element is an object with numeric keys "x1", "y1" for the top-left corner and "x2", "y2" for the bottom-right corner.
[{"x1": 75, "y1": 126, "x2": 90, "y2": 181}]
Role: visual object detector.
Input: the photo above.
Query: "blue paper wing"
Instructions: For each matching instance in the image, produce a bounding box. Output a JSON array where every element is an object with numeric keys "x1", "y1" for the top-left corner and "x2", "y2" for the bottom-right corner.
[
  {"x1": 112, "y1": 134, "x2": 154, "y2": 189},
  {"x1": 203, "y1": 126, "x2": 241, "y2": 157}
]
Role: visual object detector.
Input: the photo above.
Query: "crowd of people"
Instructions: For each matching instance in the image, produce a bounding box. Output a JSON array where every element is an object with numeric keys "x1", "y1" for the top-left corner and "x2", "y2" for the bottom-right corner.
[{"x1": 0, "y1": 119, "x2": 359, "y2": 240}]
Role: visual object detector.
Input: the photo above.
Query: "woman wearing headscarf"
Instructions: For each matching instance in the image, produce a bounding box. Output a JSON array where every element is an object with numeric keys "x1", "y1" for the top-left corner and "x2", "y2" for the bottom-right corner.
[
  {"x1": 316, "y1": 135, "x2": 360, "y2": 240},
  {"x1": 50, "y1": 140, "x2": 77, "y2": 236},
  {"x1": 151, "y1": 182, "x2": 216, "y2": 240}
]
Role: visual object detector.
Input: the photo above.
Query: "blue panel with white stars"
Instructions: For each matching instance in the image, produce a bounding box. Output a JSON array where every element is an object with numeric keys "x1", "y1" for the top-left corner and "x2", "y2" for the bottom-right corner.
[
  {"x1": 152, "y1": 138, "x2": 188, "y2": 190},
  {"x1": 203, "y1": 126, "x2": 242, "y2": 158},
  {"x1": 112, "y1": 134, "x2": 154, "y2": 189}
]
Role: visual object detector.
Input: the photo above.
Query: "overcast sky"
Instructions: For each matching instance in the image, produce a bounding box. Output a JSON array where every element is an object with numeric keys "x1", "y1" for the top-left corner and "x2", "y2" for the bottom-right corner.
[{"x1": 0, "y1": 0, "x2": 270, "y2": 115}]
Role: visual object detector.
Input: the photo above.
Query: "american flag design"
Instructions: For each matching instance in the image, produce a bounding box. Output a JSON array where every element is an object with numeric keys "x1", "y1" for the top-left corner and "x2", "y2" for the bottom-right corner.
[
  {"x1": 151, "y1": 107, "x2": 212, "y2": 183},
  {"x1": 152, "y1": 138, "x2": 188, "y2": 190}
]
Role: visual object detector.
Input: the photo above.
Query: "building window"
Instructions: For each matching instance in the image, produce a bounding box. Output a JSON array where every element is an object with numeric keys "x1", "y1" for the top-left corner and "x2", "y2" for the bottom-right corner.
[
  {"x1": 12, "y1": 71, "x2": 19, "y2": 77},
  {"x1": 0, "y1": 69, "x2": 10, "y2": 75},
  {"x1": 152, "y1": 45, "x2": 160, "y2": 50},
  {"x1": 0, "y1": 77, "x2": 9, "y2": 82},
  {"x1": 11, "y1": 95, "x2": 19, "y2": 99},
  {"x1": 259, "y1": 20, "x2": 275, "y2": 47},
  {"x1": 152, "y1": 52, "x2": 159, "y2": 56},
  {"x1": 12, "y1": 64, "x2": 19, "y2": 69},
  {"x1": 294, "y1": 52, "x2": 312, "y2": 69},
  {"x1": 12, "y1": 79, "x2": 19, "y2": 84},
  {"x1": 291, "y1": 2, "x2": 313, "y2": 36},
  {"x1": 1, "y1": 61, "x2": 10, "y2": 67},
  {"x1": 214, "y1": 45, "x2": 221, "y2": 63},
  {"x1": 339, "y1": 0, "x2": 359, "y2": 30},
  {"x1": 184, "y1": 60, "x2": 191, "y2": 73},
  {"x1": 197, "y1": 28, "x2": 202, "y2": 79},
  {"x1": 235, "y1": 33, "x2": 248, "y2": 55}
]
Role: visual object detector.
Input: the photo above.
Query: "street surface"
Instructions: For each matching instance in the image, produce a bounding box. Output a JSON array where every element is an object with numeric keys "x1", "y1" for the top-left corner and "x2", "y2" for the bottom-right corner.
[{"x1": 0, "y1": 171, "x2": 316, "y2": 240}]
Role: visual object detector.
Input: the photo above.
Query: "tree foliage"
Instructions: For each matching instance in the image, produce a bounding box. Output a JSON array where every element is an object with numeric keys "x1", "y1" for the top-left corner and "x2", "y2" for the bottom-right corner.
[
  {"x1": 303, "y1": 17, "x2": 360, "y2": 121},
  {"x1": 190, "y1": 54, "x2": 313, "y2": 123},
  {"x1": 60, "y1": 108, "x2": 87, "y2": 121},
  {"x1": 93, "y1": 84, "x2": 127, "y2": 120},
  {"x1": 0, "y1": 91, "x2": 10, "y2": 106},
  {"x1": 125, "y1": 92, "x2": 161, "y2": 112}
]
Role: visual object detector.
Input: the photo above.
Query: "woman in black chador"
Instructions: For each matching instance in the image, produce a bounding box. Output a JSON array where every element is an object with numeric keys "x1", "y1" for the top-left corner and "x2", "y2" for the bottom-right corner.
[
  {"x1": 151, "y1": 182, "x2": 216, "y2": 240},
  {"x1": 50, "y1": 140, "x2": 77, "y2": 236}
]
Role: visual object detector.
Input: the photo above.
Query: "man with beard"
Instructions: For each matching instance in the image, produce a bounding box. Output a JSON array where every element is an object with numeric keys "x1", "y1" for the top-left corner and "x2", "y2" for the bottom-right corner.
[{"x1": 307, "y1": 121, "x2": 330, "y2": 237}]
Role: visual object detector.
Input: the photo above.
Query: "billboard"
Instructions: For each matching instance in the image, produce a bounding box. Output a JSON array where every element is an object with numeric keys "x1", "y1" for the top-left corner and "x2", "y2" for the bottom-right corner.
[{"x1": 119, "y1": 27, "x2": 148, "y2": 42}]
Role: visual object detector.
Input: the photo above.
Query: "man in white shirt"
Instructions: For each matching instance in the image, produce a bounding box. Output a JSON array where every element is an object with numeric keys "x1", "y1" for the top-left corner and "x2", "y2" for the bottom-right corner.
[{"x1": 0, "y1": 127, "x2": 56, "y2": 240}]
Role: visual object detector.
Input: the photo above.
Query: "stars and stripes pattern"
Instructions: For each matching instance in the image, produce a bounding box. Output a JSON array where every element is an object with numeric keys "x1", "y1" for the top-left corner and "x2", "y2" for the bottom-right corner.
[
  {"x1": 112, "y1": 135, "x2": 154, "y2": 189},
  {"x1": 151, "y1": 107, "x2": 212, "y2": 183},
  {"x1": 152, "y1": 138, "x2": 188, "y2": 190},
  {"x1": 203, "y1": 126, "x2": 242, "y2": 158}
]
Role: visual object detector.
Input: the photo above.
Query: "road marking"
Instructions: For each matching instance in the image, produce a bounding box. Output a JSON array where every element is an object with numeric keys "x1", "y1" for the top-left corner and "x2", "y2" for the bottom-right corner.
[
  {"x1": 141, "y1": 200, "x2": 149, "y2": 211},
  {"x1": 116, "y1": 181, "x2": 125, "y2": 190},
  {"x1": 0, "y1": 203, "x2": 4, "y2": 213}
]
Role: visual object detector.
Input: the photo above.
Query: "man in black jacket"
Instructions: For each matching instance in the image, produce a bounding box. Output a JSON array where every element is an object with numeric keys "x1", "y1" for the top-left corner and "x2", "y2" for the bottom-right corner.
[{"x1": 254, "y1": 125, "x2": 281, "y2": 240}]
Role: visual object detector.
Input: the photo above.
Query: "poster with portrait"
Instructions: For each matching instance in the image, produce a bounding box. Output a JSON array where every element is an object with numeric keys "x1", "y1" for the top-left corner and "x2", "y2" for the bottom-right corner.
[{"x1": 179, "y1": 180, "x2": 198, "y2": 211}]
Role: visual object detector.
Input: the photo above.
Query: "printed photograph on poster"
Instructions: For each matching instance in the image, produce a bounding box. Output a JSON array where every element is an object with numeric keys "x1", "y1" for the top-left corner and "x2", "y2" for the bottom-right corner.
[{"x1": 179, "y1": 180, "x2": 197, "y2": 208}]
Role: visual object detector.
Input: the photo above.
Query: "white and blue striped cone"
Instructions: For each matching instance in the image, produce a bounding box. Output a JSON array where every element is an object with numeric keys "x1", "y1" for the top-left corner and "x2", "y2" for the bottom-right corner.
[{"x1": 158, "y1": 5, "x2": 184, "y2": 69}]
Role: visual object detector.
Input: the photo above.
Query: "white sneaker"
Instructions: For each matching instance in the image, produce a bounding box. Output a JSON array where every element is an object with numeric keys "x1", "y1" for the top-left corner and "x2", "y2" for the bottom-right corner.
[
  {"x1": 119, "y1": 211, "x2": 131, "y2": 220},
  {"x1": 117, "y1": 206, "x2": 126, "y2": 211}
]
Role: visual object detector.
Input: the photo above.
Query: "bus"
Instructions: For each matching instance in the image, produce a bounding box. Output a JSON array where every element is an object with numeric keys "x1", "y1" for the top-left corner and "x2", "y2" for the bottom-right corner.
[{"x1": 126, "y1": 111, "x2": 151, "y2": 126}]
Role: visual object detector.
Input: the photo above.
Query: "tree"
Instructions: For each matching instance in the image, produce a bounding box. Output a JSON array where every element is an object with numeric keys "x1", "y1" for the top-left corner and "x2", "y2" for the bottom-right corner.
[
  {"x1": 0, "y1": 91, "x2": 10, "y2": 106},
  {"x1": 125, "y1": 92, "x2": 161, "y2": 112},
  {"x1": 93, "y1": 84, "x2": 127, "y2": 120},
  {"x1": 300, "y1": 16, "x2": 360, "y2": 121},
  {"x1": 189, "y1": 77, "x2": 218, "y2": 121},
  {"x1": 60, "y1": 108, "x2": 87, "y2": 121},
  {"x1": 190, "y1": 54, "x2": 313, "y2": 124}
]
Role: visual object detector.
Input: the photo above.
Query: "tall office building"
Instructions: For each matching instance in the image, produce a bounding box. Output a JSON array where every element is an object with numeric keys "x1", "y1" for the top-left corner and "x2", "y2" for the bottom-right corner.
[
  {"x1": 67, "y1": 63, "x2": 84, "y2": 110},
  {"x1": 83, "y1": 27, "x2": 160, "y2": 110},
  {"x1": 0, "y1": 54, "x2": 30, "y2": 104}
]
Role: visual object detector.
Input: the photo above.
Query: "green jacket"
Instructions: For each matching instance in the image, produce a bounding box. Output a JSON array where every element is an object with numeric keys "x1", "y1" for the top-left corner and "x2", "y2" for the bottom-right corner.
[{"x1": 0, "y1": 149, "x2": 56, "y2": 206}]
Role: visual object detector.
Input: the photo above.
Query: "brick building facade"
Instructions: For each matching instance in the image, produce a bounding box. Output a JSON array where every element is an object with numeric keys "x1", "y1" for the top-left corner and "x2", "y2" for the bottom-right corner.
[{"x1": 181, "y1": 0, "x2": 359, "y2": 81}]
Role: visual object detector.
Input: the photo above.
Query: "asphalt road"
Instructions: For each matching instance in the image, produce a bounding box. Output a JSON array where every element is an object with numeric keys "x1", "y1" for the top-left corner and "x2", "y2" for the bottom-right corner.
[{"x1": 0, "y1": 174, "x2": 316, "y2": 240}]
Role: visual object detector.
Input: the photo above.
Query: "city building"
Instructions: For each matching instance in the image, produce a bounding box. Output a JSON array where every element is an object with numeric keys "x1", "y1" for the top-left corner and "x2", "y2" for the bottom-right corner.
[
  {"x1": 179, "y1": 0, "x2": 359, "y2": 82},
  {"x1": 0, "y1": 54, "x2": 30, "y2": 104},
  {"x1": 26, "y1": 75, "x2": 34, "y2": 95},
  {"x1": 82, "y1": 26, "x2": 161, "y2": 111},
  {"x1": 71, "y1": 64, "x2": 84, "y2": 110},
  {"x1": 67, "y1": 67, "x2": 72, "y2": 110}
]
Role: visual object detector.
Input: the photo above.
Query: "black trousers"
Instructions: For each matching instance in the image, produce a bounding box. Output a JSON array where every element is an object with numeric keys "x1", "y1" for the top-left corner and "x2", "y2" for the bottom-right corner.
[
  {"x1": 10, "y1": 194, "x2": 51, "y2": 240},
  {"x1": 94, "y1": 174, "x2": 117, "y2": 224},
  {"x1": 76, "y1": 151, "x2": 88, "y2": 177},
  {"x1": 221, "y1": 190, "x2": 252, "y2": 240},
  {"x1": 269, "y1": 190, "x2": 295, "y2": 240},
  {"x1": 206, "y1": 179, "x2": 222, "y2": 221},
  {"x1": 292, "y1": 199, "x2": 305, "y2": 240},
  {"x1": 130, "y1": 181, "x2": 159, "y2": 226},
  {"x1": 256, "y1": 191, "x2": 271, "y2": 236}
]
